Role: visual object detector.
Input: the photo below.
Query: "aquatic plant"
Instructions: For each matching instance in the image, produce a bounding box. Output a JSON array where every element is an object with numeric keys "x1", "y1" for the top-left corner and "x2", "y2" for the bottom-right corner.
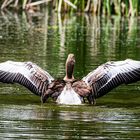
[{"x1": 1, "y1": 0, "x2": 140, "y2": 17}]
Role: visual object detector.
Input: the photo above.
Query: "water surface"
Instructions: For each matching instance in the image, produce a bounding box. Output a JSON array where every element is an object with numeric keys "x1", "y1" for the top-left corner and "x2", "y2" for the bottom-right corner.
[{"x1": 0, "y1": 10, "x2": 140, "y2": 139}]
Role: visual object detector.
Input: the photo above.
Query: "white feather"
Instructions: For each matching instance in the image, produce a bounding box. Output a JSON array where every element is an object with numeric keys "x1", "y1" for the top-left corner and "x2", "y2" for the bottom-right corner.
[{"x1": 56, "y1": 85, "x2": 82, "y2": 105}]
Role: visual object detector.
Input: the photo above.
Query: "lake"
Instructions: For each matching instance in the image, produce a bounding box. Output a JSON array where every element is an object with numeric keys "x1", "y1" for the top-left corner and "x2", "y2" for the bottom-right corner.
[{"x1": 0, "y1": 10, "x2": 140, "y2": 139}]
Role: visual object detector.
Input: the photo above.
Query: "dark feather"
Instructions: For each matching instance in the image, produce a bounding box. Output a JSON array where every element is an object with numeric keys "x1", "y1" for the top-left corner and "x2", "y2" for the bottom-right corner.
[
  {"x1": 0, "y1": 61, "x2": 54, "y2": 96},
  {"x1": 83, "y1": 59, "x2": 140, "y2": 98}
]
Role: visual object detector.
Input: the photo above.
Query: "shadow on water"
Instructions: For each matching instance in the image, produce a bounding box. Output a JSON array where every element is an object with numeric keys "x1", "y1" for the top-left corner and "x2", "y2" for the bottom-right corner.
[{"x1": 0, "y1": 9, "x2": 140, "y2": 139}]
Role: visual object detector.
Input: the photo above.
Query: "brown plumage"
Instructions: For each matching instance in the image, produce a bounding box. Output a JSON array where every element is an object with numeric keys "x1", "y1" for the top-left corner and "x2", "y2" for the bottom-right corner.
[{"x1": 0, "y1": 54, "x2": 140, "y2": 105}]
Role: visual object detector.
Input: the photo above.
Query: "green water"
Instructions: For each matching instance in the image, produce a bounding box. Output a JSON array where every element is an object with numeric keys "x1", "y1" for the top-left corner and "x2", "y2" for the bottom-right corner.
[{"x1": 0, "y1": 10, "x2": 140, "y2": 139}]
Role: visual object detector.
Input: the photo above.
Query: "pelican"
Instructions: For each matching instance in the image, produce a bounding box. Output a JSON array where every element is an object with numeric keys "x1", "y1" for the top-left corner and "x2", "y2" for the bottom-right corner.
[{"x1": 0, "y1": 54, "x2": 140, "y2": 105}]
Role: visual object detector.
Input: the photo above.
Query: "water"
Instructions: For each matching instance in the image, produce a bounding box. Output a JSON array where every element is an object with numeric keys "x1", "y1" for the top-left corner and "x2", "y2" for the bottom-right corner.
[{"x1": 0, "y1": 10, "x2": 140, "y2": 139}]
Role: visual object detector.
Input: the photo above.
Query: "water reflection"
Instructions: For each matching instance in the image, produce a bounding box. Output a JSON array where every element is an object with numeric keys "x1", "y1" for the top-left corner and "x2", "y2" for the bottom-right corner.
[
  {"x1": 0, "y1": 104, "x2": 139, "y2": 139},
  {"x1": 1, "y1": 10, "x2": 140, "y2": 70},
  {"x1": 0, "y1": 9, "x2": 140, "y2": 139}
]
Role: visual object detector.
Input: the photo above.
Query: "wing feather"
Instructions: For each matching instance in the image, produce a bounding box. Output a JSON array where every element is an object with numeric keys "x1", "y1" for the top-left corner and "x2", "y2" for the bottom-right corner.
[
  {"x1": 0, "y1": 61, "x2": 54, "y2": 96},
  {"x1": 83, "y1": 59, "x2": 140, "y2": 98}
]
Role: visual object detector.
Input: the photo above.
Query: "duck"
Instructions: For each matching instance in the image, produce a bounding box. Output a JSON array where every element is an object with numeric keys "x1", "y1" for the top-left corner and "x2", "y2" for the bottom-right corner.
[{"x1": 0, "y1": 54, "x2": 140, "y2": 105}]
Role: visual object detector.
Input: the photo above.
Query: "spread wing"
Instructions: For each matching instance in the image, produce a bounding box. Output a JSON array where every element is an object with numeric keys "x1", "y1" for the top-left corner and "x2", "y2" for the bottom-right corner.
[
  {"x1": 82, "y1": 59, "x2": 140, "y2": 98},
  {"x1": 0, "y1": 61, "x2": 54, "y2": 96}
]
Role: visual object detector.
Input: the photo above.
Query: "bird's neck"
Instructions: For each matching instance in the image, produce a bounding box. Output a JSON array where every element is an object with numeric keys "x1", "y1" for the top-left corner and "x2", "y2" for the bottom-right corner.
[{"x1": 64, "y1": 61, "x2": 74, "y2": 82}]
